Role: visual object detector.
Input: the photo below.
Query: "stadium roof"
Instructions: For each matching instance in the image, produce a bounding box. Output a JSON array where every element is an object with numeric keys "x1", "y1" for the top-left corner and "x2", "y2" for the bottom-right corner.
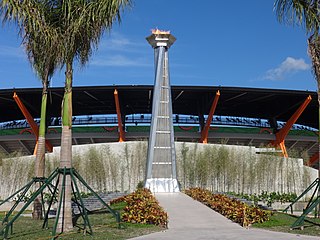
[
  {"x1": 0, "y1": 85, "x2": 317, "y2": 129},
  {"x1": 0, "y1": 85, "x2": 318, "y2": 168}
]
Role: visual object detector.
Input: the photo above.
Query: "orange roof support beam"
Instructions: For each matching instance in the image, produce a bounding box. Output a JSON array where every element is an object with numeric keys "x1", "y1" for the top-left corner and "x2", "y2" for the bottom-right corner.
[
  {"x1": 114, "y1": 89, "x2": 125, "y2": 142},
  {"x1": 13, "y1": 92, "x2": 53, "y2": 153},
  {"x1": 279, "y1": 141, "x2": 288, "y2": 158},
  {"x1": 272, "y1": 95, "x2": 312, "y2": 157},
  {"x1": 307, "y1": 152, "x2": 319, "y2": 166},
  {"x1": 200, "y1": 90, "x2": 220, "y2": 143}
]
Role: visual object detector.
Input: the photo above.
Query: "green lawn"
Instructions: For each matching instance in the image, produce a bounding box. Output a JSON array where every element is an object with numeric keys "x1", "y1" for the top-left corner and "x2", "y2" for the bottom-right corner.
[
  {"x1": 0, "y1": 204, "x2": 162, "y2": 240},
  {"x1": 253, "y1": 212, "x2": 320, "y2": 237}
]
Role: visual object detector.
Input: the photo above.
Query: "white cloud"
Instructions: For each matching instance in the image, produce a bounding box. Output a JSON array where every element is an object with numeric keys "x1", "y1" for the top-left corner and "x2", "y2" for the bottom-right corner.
[
  {"x1": 0, "y1": 45, "x2": 24, "y2": 58},
  {"x1": 91, "y1": 55, "x2": 151, "y2": 67},
  {"x1": 99, "y1": 32, "x2": 144, "y2": 52},
  {"x1": 264, "y1": 57, "x2": 310, "y2": 80},
  {"x1": 90, "y1": 33, "x2": 151, "y2": 68},
  {"x1": 103, "y1": 35, "x2": 130, "y2": 50}
]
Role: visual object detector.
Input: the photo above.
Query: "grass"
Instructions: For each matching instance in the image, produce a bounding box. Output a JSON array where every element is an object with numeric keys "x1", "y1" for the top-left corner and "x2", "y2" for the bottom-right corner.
[
  {"x1": 0, "y1": 203, "x2": 163, "y2": 240},
  {"x1": 253, "y1": 212, "x2": 320, "y2": 237}
]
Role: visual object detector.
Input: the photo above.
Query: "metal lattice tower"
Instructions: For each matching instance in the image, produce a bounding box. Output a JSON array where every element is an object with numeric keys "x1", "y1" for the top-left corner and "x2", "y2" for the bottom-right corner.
[{"x1": 144, "y1": 30, "x2": 179, "y2": 192}]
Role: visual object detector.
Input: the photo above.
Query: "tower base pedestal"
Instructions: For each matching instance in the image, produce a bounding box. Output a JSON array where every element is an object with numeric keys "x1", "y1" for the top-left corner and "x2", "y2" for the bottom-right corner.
[{"x1": 145, "y1": 178, "x2": 180, "y2": 193}]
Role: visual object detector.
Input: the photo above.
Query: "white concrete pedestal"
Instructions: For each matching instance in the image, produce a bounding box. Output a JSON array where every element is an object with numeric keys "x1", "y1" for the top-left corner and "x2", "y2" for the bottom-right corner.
[{"x1": 145, "y1": 178, "x2": 180, "y2": 193}]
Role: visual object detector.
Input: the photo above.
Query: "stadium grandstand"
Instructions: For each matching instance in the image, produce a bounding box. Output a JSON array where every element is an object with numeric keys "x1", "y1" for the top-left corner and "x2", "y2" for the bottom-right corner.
[{"x1": 0, "y1": 85, "x2": 318, "y2": 168}]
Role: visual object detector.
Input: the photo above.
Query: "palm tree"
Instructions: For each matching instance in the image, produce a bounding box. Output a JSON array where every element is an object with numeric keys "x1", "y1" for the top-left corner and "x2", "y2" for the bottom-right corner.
[
  {"x1": 48, "y1": 0, "x2": 132, "y2": 232},
  {"x1": 274, "y1": 0, "x2": 320, "y2": 217},
  {"x1": 274, "y1": 0, "x2": 320, "y2": 171},
  {"x1": 2, "y1": 0, "x2": 131, "y2": 231},
  {"x1": 0, "y1": 0, "x2": 62, "y2": 219},
  {"x1": 27, "y1": 34, "x2": 61, "y2": 220}
]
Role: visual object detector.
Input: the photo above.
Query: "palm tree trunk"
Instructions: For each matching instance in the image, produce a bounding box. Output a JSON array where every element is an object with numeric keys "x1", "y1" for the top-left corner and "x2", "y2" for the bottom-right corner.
[
  {"x1": 57, "y1": 62, "x2": 73, "y2": 232},
  {"x1": 308, "y1": 37, "x2": 320, "y2": 175},
  {"x1": 308, "y1": 36, "x2": 320, "y2": 217},
  {"x1": 33, "y1": 81, "x2": 48, "y2": 220}
]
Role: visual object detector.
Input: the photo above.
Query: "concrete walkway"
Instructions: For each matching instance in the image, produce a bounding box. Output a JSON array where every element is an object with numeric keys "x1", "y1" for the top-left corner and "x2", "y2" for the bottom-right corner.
[{"x1": 131, "y1": 192, "x2": 319, "y2": 240}]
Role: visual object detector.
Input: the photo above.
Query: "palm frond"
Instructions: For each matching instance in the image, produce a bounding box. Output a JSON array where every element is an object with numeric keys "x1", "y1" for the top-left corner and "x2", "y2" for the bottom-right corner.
[
  {"x1": 1, "y1": 0, "x2": 63, "y2": 83},
  {"x1": 274, "y1": 0, "x2": 320, "y2": 34},
  {"x1": 62, "y1": 0, "x2": 132, "y2": 66}
]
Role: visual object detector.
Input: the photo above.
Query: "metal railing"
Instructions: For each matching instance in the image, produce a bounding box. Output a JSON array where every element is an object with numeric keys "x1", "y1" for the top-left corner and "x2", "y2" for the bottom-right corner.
[{"x1": 0, "y1": 114, "x2": 316, "y2": 132}]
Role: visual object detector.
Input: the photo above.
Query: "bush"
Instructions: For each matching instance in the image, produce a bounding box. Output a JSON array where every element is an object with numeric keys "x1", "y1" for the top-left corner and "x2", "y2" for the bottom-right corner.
[
  {"x1": 185, "y1": 188, "x2": 271, "y2": 227},
  {"x1": 136, "y1": 181, "x2": 144, "y2": 189},
  {"x1": 111, "y1": 188, "x2": 168, "y2": 228},
  {"x1": 227, "y1": 191, "x2": 298, "y2": 206}
]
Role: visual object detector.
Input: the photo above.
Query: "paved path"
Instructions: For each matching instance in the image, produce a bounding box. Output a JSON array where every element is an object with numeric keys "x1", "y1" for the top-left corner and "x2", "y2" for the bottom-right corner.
[{"x1": 131, "y1": 192, "x2": 319, "y2": 240}]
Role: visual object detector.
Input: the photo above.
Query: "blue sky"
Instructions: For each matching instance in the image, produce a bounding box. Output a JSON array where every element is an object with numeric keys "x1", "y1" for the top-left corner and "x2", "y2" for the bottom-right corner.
[{"x1": 0, "y1": 1, "x2": 316, "y2": 91}]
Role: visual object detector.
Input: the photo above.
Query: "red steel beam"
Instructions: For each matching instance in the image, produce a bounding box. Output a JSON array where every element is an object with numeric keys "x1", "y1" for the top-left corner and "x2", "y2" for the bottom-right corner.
[
  {"x1": 13, "y1": 92, "x2": 53, "y2": 153},
  {"x1": 114, "y1": 89, "x2": 125, "y2": 142},
  {"x1": 200, "y1": 90, "x2": 220, "y2": 143},
  {"x1": 307, "y1": 152, "x2": 319, "y2": 167},
  {"x1": 272, "y1": 95, "x2": 312, "y2": 157}
]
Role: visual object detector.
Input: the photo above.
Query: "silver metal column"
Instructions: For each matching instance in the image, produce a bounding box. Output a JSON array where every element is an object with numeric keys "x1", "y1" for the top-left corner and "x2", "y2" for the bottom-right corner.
[{"x1": 145, "y1": 30, "x2": 179, "y2": 192}]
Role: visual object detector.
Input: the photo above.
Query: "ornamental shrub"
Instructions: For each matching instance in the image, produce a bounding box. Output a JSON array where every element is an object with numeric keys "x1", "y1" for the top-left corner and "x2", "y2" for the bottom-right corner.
[
  {"x1": 227, "y1": 191, "x2": 298, "y2": 206},
  {"x1": 185, "y1": 188, "x2": 271, "y2": 227},
  {"x1": 110, "y1": 188, "x2": 168, "y2": 228}
]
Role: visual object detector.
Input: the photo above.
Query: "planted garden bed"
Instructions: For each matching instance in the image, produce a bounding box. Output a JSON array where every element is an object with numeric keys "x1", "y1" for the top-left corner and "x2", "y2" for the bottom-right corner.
[
  {"x1": 185, "y1": 188, "x2": 271, "y2": 227},
  {"x1": 111, "y1": 188, "x2": 168, "y2": 228}
]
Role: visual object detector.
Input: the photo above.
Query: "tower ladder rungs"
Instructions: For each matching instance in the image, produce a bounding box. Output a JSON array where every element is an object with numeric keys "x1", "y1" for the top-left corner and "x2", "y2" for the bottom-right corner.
[
  {"x1": 155, "y1": 131, "x2": 170, "y2": 134},
  {"x1": 152, "y1": 162, "x2": 172, "y2": 165}
]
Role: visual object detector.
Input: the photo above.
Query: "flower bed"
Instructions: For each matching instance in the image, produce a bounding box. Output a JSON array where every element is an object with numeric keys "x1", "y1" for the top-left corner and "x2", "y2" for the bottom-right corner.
[
  {"x1": 110, "y1": 188, "x2": 168, "y2": 228},
  {"x1": 185, "y1": 188, "x2": 271, "y2": 227}
]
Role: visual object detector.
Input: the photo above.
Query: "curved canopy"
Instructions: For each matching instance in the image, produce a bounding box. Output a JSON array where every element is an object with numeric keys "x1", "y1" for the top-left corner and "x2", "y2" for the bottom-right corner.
[{"x1": 0, "y1": 85, "x2": 317, "y2": 129}]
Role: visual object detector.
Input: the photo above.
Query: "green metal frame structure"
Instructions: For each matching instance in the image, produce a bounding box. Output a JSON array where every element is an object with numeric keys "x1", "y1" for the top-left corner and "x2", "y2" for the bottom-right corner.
[
  {"x1": 283, "y1": 178, "x2": 320, "y2": 229},
  {"x1": 0, "y1": 168, "x2": 121, "y2": 240},
  {"x1": 0, "y1": 176, "x2": 53, "y2": 224}
]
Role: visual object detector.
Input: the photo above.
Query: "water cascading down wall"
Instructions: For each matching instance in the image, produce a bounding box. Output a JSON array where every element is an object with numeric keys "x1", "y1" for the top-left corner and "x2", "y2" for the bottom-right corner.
[{"x1": 144, "y1": 30, "x2": 179, "y2": 192}]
